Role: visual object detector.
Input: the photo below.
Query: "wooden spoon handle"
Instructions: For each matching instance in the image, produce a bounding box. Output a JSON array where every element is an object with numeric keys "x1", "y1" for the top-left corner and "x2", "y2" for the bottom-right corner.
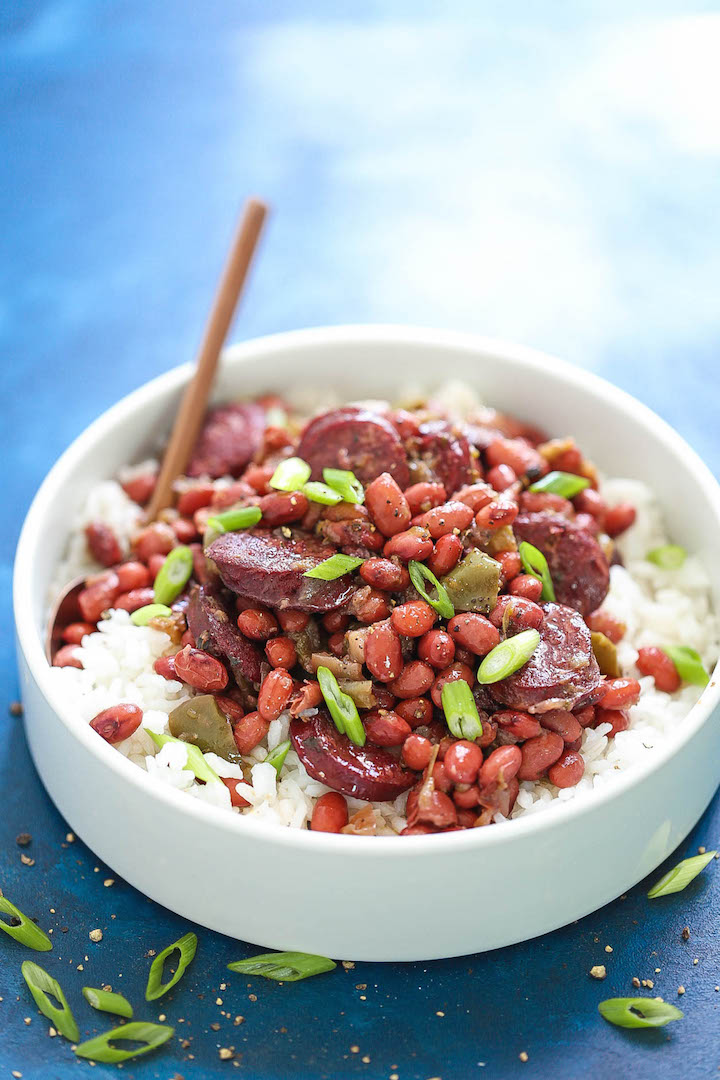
[{"x1": 146, "y1": 197, "x2": 268, "y2": 521}]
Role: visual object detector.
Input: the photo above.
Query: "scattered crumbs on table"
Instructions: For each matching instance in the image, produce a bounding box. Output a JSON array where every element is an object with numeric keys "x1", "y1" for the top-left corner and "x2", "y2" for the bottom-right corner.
[
  {"x1": 693, "y1": 958, "x2": 699, "y2": 965},
  {"x1": 248, "y1": 994, "x2": 257, "y2": 1002},
  {"x1": 89, "y1": 929, "x2": 103, "y2": 943},
  {"x1": 20, "y1": 854, "x2": 35, "y2": 867},
  {"x1": 216, "y1": 998, "x2": 223, "y2": 1006},
  {"x1": 641, "y1": 979, "x2": 654, "y2": 989},
  {"x1": 234, "y1": 1016, "x2": 244, "y2": 1026},
  {"x1": 356, "y1": 983, "x2": 367, "y2": 990},
  {"x1": 362, "y1": 1056, "x2": 371, "y2": 1064},
  {"x1": 714, "y1": 986, "x2": 719, "y2": 993},
  {"x1": 342, "y1": 961, "x2": 355, "y2": 970},
  {"x1": 93, "y1": 867, "x2": 99, "y2": 873},
  {"x1": 219, "y1": 1048, "x2": 234, "y2": 1060},
  {"x1": 48, "y1": 1027, "x2": 57, "y2": 1038},
  {"x1": 23, "y1": 1017, "x2": 31, "y2": 1025},
  {"x1": 519, "y1": 1051, "x2": 529, "y2": 1062},
  {"x1": 360, "y1": 995, "x2": 367, "y2": 1001},
  {"x1": 60, "y1": 927, "x2": 69, "y2": 934},
  {"x1": 66, "y1": 833, "x2": 75, "y2": 843},
  {"x1": 102, "y1": 984, "x2": 112, "y2": 993},
  {"x1": 390, "y1": 1074, "x2": 399, "y2": 1080},
  {"x1": 158, "y1": 1014, "x2": 166, "y2": 1022},
  {"x1": 220, "y1": 982, "x2": 227, "y2": 991},
  {"x1": 145, "y1": 949, "x2": 157, "y2": 957},
  {"x1": 180, "y1": 1040, "x2": 191, "y2": 1050},
  {"x1": 12, "y1": 1070, "x2": 22, "y2": 1078},
  {"x1": 104, "y1": 879, "x2": 115, "y2": 888},
  {"x1": 682, "y1": 926, "x2": 691, "y2": 940},
  {"x1": 698, "y1": 846, "x2": 706, "y2": 854},
  {"x1": 655, "y1": 968, "x2": 661, "y2": 974},
  {"x1": 350, "y1": 1046, "x2": 360, "y2": 1054},
  {"x1": 10, "y1": 701, "x2": 23, "y2": 717},
  {"x1": 589, "y1": 966, "x2": 606, "y2": 980},
  {"x1": 619, "y1": 894, "x2": 627, "y2": 900},
  {"x1": 436, "y1": 1010, "x2": 445, "y2": 1017},
  {"x1": 604, "y1": 946, "x2": 613, "y2": 953},
  {"x1": 678, "y1": 986, "x2": 685, "y2": 996},
  {"x1": 211, "y1": 1022, "x2": 220, "y2": 1032},
  {"x1": 77, "y1": 964, "x2": 83, "y2": 972},
  {"x1": 16, "y1": 833, "x2": 32, "y2": 847}
]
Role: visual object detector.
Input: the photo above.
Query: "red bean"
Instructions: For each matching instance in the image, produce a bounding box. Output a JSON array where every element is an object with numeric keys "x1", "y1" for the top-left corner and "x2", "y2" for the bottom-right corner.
[
  {"x1": 113, "y1": 587, "x2": 155, "y2": 613},
  {"x1": 508, "y1": 574, "x2": 543, "y2": 602},
  {"x1": 237, "y1": 608, "x2": 279, "y2": 640},
  {"x1": 402, "y1": 734, "x2": 433, "y2": 770},
  {"x1": 636, "y1": 646, "x2": 681, "y2": 692},
  {"x1": 494, "y1": 710, "x2": 542, "y2": 741},
  {"x1": 214, "y1": 695, "x2": 245, "y2": 724},
  {"x1": 153, "y1": 654, "x2": 178, "y2": 680},
  {"x1": 258, "y1": 668, "x2": 294, "y2": 722},
  {"x1": 78, "y1": 570, "x2": 121, "y2": 623},
  {"x1": 395, "y1": 697, "x2": 434, "y2": 728},
  {"x1": 478, "y1": 744, "x2": 522, "y2": 788},
  {"x1": 243, "y1": 464, "x2": 274, "y2": 494},
  {"x1": 444, "y1": 740, "x2": 483, "y2": 784},
  {"x1": 430, "y1": 663, "x2": 475, "y2": 707},
  {"x1": 540, "y1": 709, "x2": 583, "y2": 744},
  {"x1": 454, "y1": 482, "x2": 495, "y2": 512},
  {"x1": 453, "y1": 784, "x2": 481, "y2": 808},
  {"x1": 171, "y1": 518, "x2": 196, "y2": 544},
  {"x1": 364, "y1": 710, "x2": 411, "y2": 747},
  {"x1": 350, "y1": 587, "x2": 391, "y2": 625},
  {"x1": 595, "y1": 706, "x2": 630, "y2": 737},
  {"x1": 373, "y1": 686, "x2": 396, "y2": 711},
  {"x1": 322, "y1": 611, "x2": 349, "y2": 634},
  {"x1": 277, "y1": 609, "x2": 310, "y2": 633},
  {"x1": 604, "y1": 503, "x2": 636, "y2": 537},
  {"x1": 383, "y1": 527, "x2": 434, "y2": 562},
  {"x1": 364, "y1": 621, "x2": 404, "y2": 682},
  {"x1": 148, "y1": 552, "x2": 167, "y2": 579},
  {"x1": 455, "y1": 809, "x2": 477, "y2": 828},
  {"x1": 586, "y1": 610, "x2": 625, "y2": 643},
  {"x1": 426, "y1": 533, "x2": 463, "y2": 578},
  {"x1": 486, "y1": 436, "x2": 544, "y2": 478},
  {"x1": 497, "y1": 550, "x2": 522, "y2": 583},
  {"x1": 548, "y1": 750, "x2": 585, "y2": 788},
  {"x1": 52, "y1": 644, "x2": 83, "y2": 669},
  {"x1": 489, "y1": 595, "x2": 544, "y2": 633},
  {"x1": 400, "y1": 824, "x2": 436, "y2": 836},
  {"x1": 132, "y1": 522, "x2": 176, "y2": 563},
  {"x1": 90, "y1": 703, "x2": 143, "y2": 744},
  {"x1": 258, "y1": 490, "x2": 309, "y2": 525},
  {"x1": 181, "y1": 629, "x2": 195, "y2": 648},
  {"x1": 61, "y1": 621, "x2": 96, "y2": 645},
  {"x1": 193, "y1": 507, "x2": 213, "y2": 534},
  {"x1": 418, "y1": 629, "x2": 456, "y2": 669},
  {"x1": 474, "y1": 499, "x2": 518, "y2": 530},
  {"x1": 551, "y1": 444, "x2": 583, "y2": 473},
  {"x1": 415, "y1": 790, "x2": 458, "y2": 828},
  {"x1": 574, "y1": 704, "x2": 596, "y2": 727},
  {"x1": 174, "y1": 645, "x2": 228, "y2": 691},
  {"x1": 290, "y1": 681, "x2": 324, "y2": 716},
  {"x1": 389, "y1": 661, "x2": 435, "y2": 699},
  {"x1": 486, "y1": 464, "x2": 517, "y2": 491},
  {"x1": 598, "y1": 677, "x2": 641, "y2": 710},
  {"x1": 391, "y1": 600, "x2": 437, "y2": 638},
  {"x1": 390, "y1": 408, "x2": 421, "y2": 439},
  {"x1": 517, "y1": 732, "x2": 564, "y2": 780},
  {"x1": 404, "y1": 482, "x2": 447, "y2": 515},
  {"x1": 233, "y1": 711, "x2": 270, "y2": 754},
  {"x1": 211, "y1": 480, "x2": 256, "y2": 509},
  {"x1": 121, "y1": 470, "x2": 156, "y2": 505},
  {"x1": 222, "y1": 777, "x2": 251, "y2": 808},
  {"x1": 417, "y1": 501, "x2": 474, "y2": 540},
  {"x1": 359, "y1": 557, "x2": 409, "y2": 591},
  {"x1": 447, "y1": 613, "x2": 501, "y2": 657},
  {"x1": 115, "y1": 561, "x2": 151, "y2": 592},
  {"x1": 432, "y1": 761, "x2": 453, "y2": 792},
  {"x1": 265, "y1": 636, "x2": 297, "y2": 669},
  {"x1": 365, "y1": 473, "x2": 412, "y2": 537},
  {"x1": 177, "y1": 484, "x2": 216, "y2": 516},
  {"x1": 311, "y1": 792, "x2": 349, "y2": 833},
  {"x1": 573, "y1": 488, "x2": 607, "y2": 527},
  {"x1": 85, "y1": 522, "x2": 123, "y2": 567}
]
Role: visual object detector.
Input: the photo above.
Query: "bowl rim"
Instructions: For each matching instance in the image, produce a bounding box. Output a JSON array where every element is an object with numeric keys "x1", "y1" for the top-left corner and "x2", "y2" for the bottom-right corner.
[{"x1": 13, "y1": 323, "x2": 720, "y2": 856}]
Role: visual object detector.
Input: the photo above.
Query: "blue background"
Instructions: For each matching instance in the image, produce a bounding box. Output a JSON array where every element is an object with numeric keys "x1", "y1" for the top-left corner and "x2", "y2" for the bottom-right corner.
[{"x1": 2, "y1": 1, "x2": 720, "y2": 1076}]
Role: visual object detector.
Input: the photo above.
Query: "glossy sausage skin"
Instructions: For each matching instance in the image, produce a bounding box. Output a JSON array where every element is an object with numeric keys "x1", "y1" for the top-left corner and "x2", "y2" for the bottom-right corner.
[
  {"x1": 187, "y1": 585, "x2": 263, "y2": 685},
  {"x1": 512, "y1": 512, "x2": 610, "y2": 616},
  {"x1": 187, "y1": 402, "x2": 265, "y2": 478},
  {"x1": 297, "y1": 407, "x2": 410, "y2": 488},
  {"x1": 413, "y1": 420, "x2": 473, "y2": 494}
]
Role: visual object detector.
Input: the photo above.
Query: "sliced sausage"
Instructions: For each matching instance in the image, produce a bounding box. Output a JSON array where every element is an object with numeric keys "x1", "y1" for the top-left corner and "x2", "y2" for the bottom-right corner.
[
  {"x1": 413, "y1": 420, "x2": 472, "y2": 495},
  {"x1": 290, "y1": 710, "x2": 414, "y2": 801},
  {"x1": 297, "y1": 407, "x2": 409, "y2": 487},
  {"x1": 490, "y1": 602, "x2": 603, "y2": 714},
  {"x1": 513, "y1": 512, "x2": 610, "y2": 616},
  {"x1": 187, "y1": 584, "x2": 264, "y2": 685},
  {"x1": 188, "y1": 402, "x2": 265, "y2": 478},
  {"x1": 208, "y1": 530, "x2": 357, "y2": 613}
]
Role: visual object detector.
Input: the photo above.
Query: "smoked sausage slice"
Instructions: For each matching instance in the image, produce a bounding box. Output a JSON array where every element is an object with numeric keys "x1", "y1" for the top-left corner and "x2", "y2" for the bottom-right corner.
[
  {"x1": 513, "y1": 512, "x2": 610, "y2": 616},
  {"x1": 297, "y1": 407, "x2": 410, "y2": 488},
  {"x1": 413, "y1": 420, "x2": 473, "y2": 495},
  {"x1": 188, "y1": 402, "x2": 265, "y2": 478},
  {"x1": 187, "y1": 584, "x2": 264, "y2": 686}
]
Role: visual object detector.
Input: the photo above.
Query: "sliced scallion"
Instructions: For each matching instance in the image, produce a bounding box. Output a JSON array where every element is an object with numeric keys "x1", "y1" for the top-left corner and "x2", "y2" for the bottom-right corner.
[
  {"x1": 74, "y1": 1021, "x2": 174, "y2": 1062},
  {"x1": 528, "y1": 470, "x2": 590, "y2": 498},
  {"x1": 146, "y1": 730, "x2": 222, "y2": 785},
  {"x1": 518, "y1": 541, "x2": 556, "y2": 602},
  {"x1": 0, "y1": 897, "x2": 52, "y2": 951},
  {"x1": 206, "y1": 506, "x2": 262, "y2": 533},
  {"x1": 145, "y1": 931, "x2": 198, "y2": 1001},
  {"x1": 647, "y1": 850, "x2": 717, "y2": 898},
  {"x1": 408, "y1": 560, "x2": 455, "y2": 619},
  {"x1": 21, "y1": 961, "x2": 79, "y2": 1041},
  {"x1": 661, "y1": 645, "x2": 710, "y2": 687},
  {"x1": 303, "y1": 554, "x2": 364, "y2": 580},
  {"x1": 323, "y1": 468, "x2": 365, "y2": 504},
  {"x1": 477, "y1": 629, "x2": 541, "y2": 684},
  {"x1": 441, "y1": 679, "x2": 483, "y2": 740},
  {"x1": 82, "y1": 986, "x2": 133, "y2": 1018},
  {"x1": 269, "y1": 457, "x2": 312, "y2": 492},
  {"x1": 153, "y1": 545, "x2": 193, "y2": 605},
  {"x1": 265, "y1": 739, "x2": 291, "y2": 774},
  {"x1": 598, "y1": 997, "x2": 683, "y2": 1029},
  {"x1": 646, "y1": 544, "x2": 687, "y2": 570},
  {"x1": 316, "y1": 666, "x2": 366, "y2": 746},
  {"x1": 227, "y1": 951, "x2": 336, "y2": 982},
  {"x1": 131, "y1": 603, "x2": 172, "y2": 626},
  {"x1": 302, "y1": 481, "x2": 343, "y2": 506}
]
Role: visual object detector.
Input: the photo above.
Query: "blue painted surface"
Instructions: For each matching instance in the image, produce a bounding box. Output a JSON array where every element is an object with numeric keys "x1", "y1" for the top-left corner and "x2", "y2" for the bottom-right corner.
[{"x1": 2, "y1": 1, "x2": 720, "y2": 1076}]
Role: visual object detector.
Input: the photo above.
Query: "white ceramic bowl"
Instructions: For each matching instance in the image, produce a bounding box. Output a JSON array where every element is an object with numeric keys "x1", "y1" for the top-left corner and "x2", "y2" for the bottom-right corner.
[{"x1": 14, "y1": 326, "x2": 720, "y2": 961}]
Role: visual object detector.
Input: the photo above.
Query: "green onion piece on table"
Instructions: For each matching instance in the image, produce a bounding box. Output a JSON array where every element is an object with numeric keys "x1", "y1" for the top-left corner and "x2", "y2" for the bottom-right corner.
[
  {"x1": 528, "y1": 471, "x2": 590, "y2": 498},
  {"x1": 302, "y1": 481, "x2": 343, "y2": 506},
  {"x1": 477, "y1": 629, "x2": 541, "y2": 684},
  {"x1": 441, "y1": 679, "x2": 483, "y2": 740},
  {"x1": 518, "y1": 541, "x2": 556, "y2": 602},
  {"x1": 21, "y1": 961, "x2": 79, "y2": 1041},
  {"x1": 647, "y1": 850, "x2": 717, "y2": 898},
  {"x1": 146, "y1": 731, "x2": 222, "y2": 785},
  {"x1": 661, "y1": 645, "x2": 710, "y2": 687},
  {"x1": 145, "y1": 931, "x2": 198, "y2": 1001},
  {"x1": 131, "y1": 603, "x2": 172, "y2": 626},
  {"x1": 598, "y1": 997, "x2": 683, "y2": 1029},
  {"x1": 206, "y1": 506, "x2": 262, "y2": 534},
  {"x1": 0, "y1": 897, "x2": 52, "y2": 951},
  {"x1": 74, "y1": 1021, "x2": 174, "y2": 1062},
  {"x1": 317, "y1": 666, "x2": 366, "y2": 746},
  {"x1": 323, "y1": 468, "x2": 365, "y2": 504},
  {"x1": 269, "y1": 457, "x2": 312, "y2": 492},
  {"x1": 82, "y1": 986, "x2": 133, "y2": 1018},
  {"x1": 646, "y1": 544, "x2": 687, "y2": 570},
  {"x1": 228, "y1": 951, "x2": 336, "y2": 982},
  {"x1": 265, "y1": 740, "x2": 291, "y2": 774},
  {"x1": 153, "y1": 545, "x2": 193, "y2": 605},
  {"x1": 408, "y1": 560, "x2": 455, "y2": 619},
  {"x1": 303, "y1": 554, "x2": 364, "y2": 580}
]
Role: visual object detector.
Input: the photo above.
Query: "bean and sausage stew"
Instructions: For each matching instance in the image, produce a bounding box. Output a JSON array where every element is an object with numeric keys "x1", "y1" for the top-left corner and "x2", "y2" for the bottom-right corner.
[{"x1": 55, "y1": 394, "x2": 649, "y2": 835}]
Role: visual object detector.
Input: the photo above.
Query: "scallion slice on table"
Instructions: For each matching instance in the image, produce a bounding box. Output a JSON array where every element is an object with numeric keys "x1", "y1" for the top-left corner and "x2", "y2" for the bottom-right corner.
[
  {"x1": 227, "y1": 951, "x2": 336, "y2": 982},
  {"x1": 82, "y1": 986, "x2": 133, "y2": 1018},
  {"x1": 74, "y1": 1021, "x2": 175, "y2": 1062},
  {"x1": 323, "y1": 467, "x2": 365, "y2": 504},
  {"x1": 0, "y1": 897, "x2": 52, "y2": 951},
  {"x1": 408, "y1": 560, "x2": 455, "y2": 619},
  {"x1": 661, "y1": 645, "x2": 710, "y2": 687},
  {"x1": 477, "y1": 629, "x2": 541, "y2": 684},
  {"x1": 131, "y1": 603, "x2": 173, "y2": 626},
  {"x1": 206, "y1": 506, "x2": 263, "y2": 533},
  {"x1": 646, "y1": 544, "x2": 687, "y2": 570},
  {"x1": 316, "y1": 666, "x2": 366, "y2": 746},
  {"x1": 528, "y1": 471, "x2": 590, "y2": 498},
  {"x1": 145, "y1": 931, "x2": 198, "y2": 1001},
  {"x1": 647, "y1": 850, "x2": 717, "y2": 898},
  {"x1": 598, "y1": 997, "x2": 683, "y2": 1029},
  {"x1": 441, "y1": 679, "x2": 483, "y2": 740},
  {"x1": 269, "y1": 457, "x2": 312, "y2": 492},
  {"x1": 265, "y1": 739, "x2": 291, "y2": 774},
  {"x1": 21, "y1": 961, "x2": 79, "y2": 1041},
  {"x1": 304, "y1": 554, "x2": 364, "y2": 580},
  {"x1": 518, "y1": 541, "x2": 556, "y2": 602},
  {"x1": 153, "y1": 545, "x2": 193, "y2": 605},
  {"x1": 146, "y1": 730, "x2": 222, "y2": 785},
  {"x1": 302, "y1": 481, "x2": 343, "y2": 506}
]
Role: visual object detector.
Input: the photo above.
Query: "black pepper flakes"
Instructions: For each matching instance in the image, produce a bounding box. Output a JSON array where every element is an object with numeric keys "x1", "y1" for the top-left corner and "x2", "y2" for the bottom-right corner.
[{"x1": 9, "y1": 701, "x2": 23, "y2": 717}]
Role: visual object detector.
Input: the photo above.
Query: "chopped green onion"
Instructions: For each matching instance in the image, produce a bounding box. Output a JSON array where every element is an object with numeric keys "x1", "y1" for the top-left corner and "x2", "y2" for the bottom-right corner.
[
  {"x1": 317, "y1": 666, "x2": 366, "y2": 746},
  {"x1": 528, "y1": 471, "x2": 590, "y2": 498},
  {"x1": 228, "y1": 951, "x2": 336, "y2": 982},
  {"x1": 146, "y1": 730, "x2": 222, "y2": 785},
  {"x1": 265, "y1": 739, "x2": 291, "y2": 774},
  {"x1": 408, "y1": 560, "x2": 455, "y2": 619},
  {"x1": 303, "y1": 554, "x2": 364, "y2": 580},
  {"x1": 153, "y1": 545, "x2": 193, "y2": 605},
  {"x1": 82, "y1": 986, "x2": 133, "y2": 1018},
  {"x1": 21, "y1": 961, "x2": 79, "y2": 1041},
  {"x1": 441, "y1": 680, "x2": 483, "y2": 740},
  {"x1": 131, "y1": 603, "x2": 172, "y2": 626},
  {"x1": 647, "y1": 850, "x2": 717, "y2": 898},
  {"x1": 598, "y1": 997, "x2": 683, "y2": 1029},
  {"x1": 145, "y1": 931, "x2": 198, "y2": 1001},
  {"x1": 74, "y1": 1021, "x2": 174, "y2": 1062},
  {"x1": 269, "y1": 457, "x2": 312, "y2": 492},
  {"x1": 0, "y1": 897, "x2": 52, "y2": 951},
  {"x1": 302, "y1": 481, "x2": 343, "y2": 506},
  {"x1": 661, "y1": 645, "x2": 710, "y2": 687},
  {"x1": 518, "y1": 541, "x2": 556, "y2": 602},
  {"x1": 206, "y1": 506, "x2": 263, "y2": 533},
  {"x1": 646, "y1": 544, "x2": 687, "y2": 570},
  {"x1": 477, "y1": 629, "x2": 541, "y2": 684},
  {"x1": 323, "y1": 468, "x2": 365, "y2": 504}
]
